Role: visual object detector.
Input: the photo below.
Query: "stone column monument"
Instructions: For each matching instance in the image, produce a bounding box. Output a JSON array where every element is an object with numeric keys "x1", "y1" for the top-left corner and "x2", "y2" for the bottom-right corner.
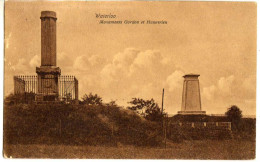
[
  {"x1": 36, "y1": 11, "x2": 61, "y2": 101},
  {"x1": 178, "y1": 74, "x2": 206, "y2": 115}
]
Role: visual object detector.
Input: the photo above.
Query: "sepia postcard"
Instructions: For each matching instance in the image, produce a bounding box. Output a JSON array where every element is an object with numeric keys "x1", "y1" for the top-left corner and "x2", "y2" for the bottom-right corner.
[{"x1": 3, "y1": 0, "x2": 257, "y2": 159}]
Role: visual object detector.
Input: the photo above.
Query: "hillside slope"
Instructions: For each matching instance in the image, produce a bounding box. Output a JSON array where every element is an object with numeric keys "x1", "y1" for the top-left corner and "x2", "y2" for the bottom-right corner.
[{"x1": 4, "y1": 103, "x2": 163, "y2": 147}]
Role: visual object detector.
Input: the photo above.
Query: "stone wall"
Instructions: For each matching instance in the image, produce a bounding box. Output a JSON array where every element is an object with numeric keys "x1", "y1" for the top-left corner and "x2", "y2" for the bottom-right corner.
[{"x1": 168, "y1": 122, "x2": 232, "y2": 140}]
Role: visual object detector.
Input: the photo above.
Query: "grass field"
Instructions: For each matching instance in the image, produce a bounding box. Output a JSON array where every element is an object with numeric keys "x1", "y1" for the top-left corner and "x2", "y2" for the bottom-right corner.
[{"x1": 4, "y1": 139, "x2": 255, "y2": 159}]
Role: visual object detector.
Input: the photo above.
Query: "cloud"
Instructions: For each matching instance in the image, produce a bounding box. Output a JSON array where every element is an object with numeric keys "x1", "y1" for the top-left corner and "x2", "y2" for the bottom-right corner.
[
  {"x1": 202, "y1": 75, "x2": 235, "y2": 100},
  {"x1": 5, "y1": 59, "x2": 16, "y2": 71},
  {"x1": 201, "y1": 75, "x2": 255, "y2": 114},
  {"x1": 11, "y1": 58, "x2": 30, "y2": 73},
  {"x1": 218, "y1": 75, "x2": 235, "y2": 95},
  {"x1": 73, "y1": 55, "x2": 90, "y2": 71},
  {"x1": 92, "y1": 48, "x2": 183, "y2": 114},
  {"x1": 89, "y1": 54, "x2": 106, "y2": 67},
  {"x1": 131, "y1": 50, "x2": 161, "y2": 67},
  {"x1": 73, "y1": 54, "x2": 106, "y2": 72},
  {"x1": 166, "y1": 70, "x2": 184, "y2": 92},
  {"x1": 100, "y1": 48, "x2": 170, "y2": 86},
  {"x1": 242, "y1": 75, "x2": 255, "y2": 93},
  {"x1": 29, "y1": 55, "x2": 40, "y2": 68},
  {"x1": 58, "y1": 52, "x2": 73, "y2": 67},
  {"x1": 202, "y1": 85, "x2": 217, "y2": 100},
  {"x1": 113, "y1": 48, "x2": 139, "y2": 67},
  {"x1": 96, "y1": 48, "x2": 169, "y2": 100},
  {"x1": 100, "y1": 48, "x2": 139, "y2": 83},
  {"x1": 129, "y1": 50, "x2": 166, "y2": 76}
]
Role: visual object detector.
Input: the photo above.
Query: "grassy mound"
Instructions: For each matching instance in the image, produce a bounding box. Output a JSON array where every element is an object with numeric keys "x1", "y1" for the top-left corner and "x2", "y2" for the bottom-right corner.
[{"x1": 4, "y1": 103, "x2": 163, "y2": 147}]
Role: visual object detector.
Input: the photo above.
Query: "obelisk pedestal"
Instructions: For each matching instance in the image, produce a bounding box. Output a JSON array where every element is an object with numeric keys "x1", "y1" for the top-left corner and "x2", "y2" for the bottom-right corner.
[{"x1": 178, "y1": 74, "x2": 206, "y2": 115}]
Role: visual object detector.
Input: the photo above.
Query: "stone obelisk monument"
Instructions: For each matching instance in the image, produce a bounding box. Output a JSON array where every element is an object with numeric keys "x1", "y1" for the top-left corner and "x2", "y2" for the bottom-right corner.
[
  {"x1": 36, "y1": 11, "x2": 61, "y2": 101},
  {"x1": 178, "y1": 74, "x2": 206, "y2": 115}
]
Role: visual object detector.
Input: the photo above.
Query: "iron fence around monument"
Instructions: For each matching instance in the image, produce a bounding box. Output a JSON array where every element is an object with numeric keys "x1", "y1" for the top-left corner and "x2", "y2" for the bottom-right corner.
[
  {"x1": 14, "y1": 76, "x2": 38, "y2": 94},
  {"x1": 13, "y1": 75, "x2": 79, "y2": 101},
  {"x1": 58, "y1": 75, "x2": 78, "y2": 101}
]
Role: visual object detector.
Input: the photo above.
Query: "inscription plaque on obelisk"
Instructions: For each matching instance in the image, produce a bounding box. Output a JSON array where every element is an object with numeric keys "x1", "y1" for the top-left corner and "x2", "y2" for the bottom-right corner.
[{"x1": 178, "y1": 74, "x2": 206, "y2": 115}]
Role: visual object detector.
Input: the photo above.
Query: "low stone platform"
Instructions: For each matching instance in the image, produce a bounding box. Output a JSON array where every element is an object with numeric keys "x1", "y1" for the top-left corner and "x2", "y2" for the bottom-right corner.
[
  {"x1": 168, "y1": 122, "x2": 232, "y2": 140},
  {"x1": 178, "y1": 111, "x2": 206, "y2": 115},
  {"x1": 171, "y1": 121, "x2": 231, "y2": 130}
]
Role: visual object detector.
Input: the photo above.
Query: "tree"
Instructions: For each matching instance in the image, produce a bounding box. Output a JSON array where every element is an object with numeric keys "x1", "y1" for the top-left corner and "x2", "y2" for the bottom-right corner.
[
  {"x1": 81, "y1": 93, "x2": 103, "y2": 105},
  {"x1": 128, "y1": 98, "x2": 163, "y2": 122},
  {"x1": 225, "y1": 105, "x2": 242, "y2": 131},
  {"x1": 105, "y1": 100, "x2": 118, "y2": 107}
]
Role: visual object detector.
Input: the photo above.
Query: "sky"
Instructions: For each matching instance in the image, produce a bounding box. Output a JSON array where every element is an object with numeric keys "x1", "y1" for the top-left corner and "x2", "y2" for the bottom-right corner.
[{"x1": 4, "y1": 1, "x2": 256, "y2": 115}]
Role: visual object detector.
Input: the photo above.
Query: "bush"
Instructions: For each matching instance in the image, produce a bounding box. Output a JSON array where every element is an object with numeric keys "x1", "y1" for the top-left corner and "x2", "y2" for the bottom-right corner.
[
  {"x1": 128, "y1": 98, "x2": 163, "y2": 122},
  {"x1": 5, "y1": 93, "x2": 36, "y2": 105},
  {"x1": 81, "y1": 93, "x2": 103, "y2": 106},
  {"x1": 225, "y1": 105, "x2": 242, "y2": 131}
]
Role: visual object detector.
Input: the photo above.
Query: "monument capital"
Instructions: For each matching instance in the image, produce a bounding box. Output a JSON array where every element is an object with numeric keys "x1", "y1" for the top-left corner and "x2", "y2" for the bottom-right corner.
[{"x1": 40, "y1": 11, "x2": 57, "y2": 20}]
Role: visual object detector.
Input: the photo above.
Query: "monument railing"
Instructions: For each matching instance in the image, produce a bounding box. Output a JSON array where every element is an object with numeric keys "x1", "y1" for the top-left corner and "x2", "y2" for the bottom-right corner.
[
  {"x1": 13, "y1": 75, "x2": 79, "y2": 101},
  {"x1": 58, "y1": 75, "x2": 78, "y2": 101},
  {"x1": 14, "y1": 75, "x2": 38, "y2": 94}
]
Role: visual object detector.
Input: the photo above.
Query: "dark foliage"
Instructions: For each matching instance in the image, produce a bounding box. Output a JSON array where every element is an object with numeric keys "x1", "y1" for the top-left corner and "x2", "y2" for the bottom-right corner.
[
  {"x1": 225, "y1": 105, "x2": 242, "y2": 131},
  {"x1": 4, "y1": 93, "x2": 36, "y2": 105},
  {"x1": 232, "y1": 118, "x2": 256, "y2": 141},
  {"x1": 81, "y1": 93, "x2": 103, "y2": 106},
  {"x1": 104, "y1": 100, "x2": 118, "y2": 107},
  {"x1": 128, "y1": 98, "x2": 163, "y2": 122}
]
